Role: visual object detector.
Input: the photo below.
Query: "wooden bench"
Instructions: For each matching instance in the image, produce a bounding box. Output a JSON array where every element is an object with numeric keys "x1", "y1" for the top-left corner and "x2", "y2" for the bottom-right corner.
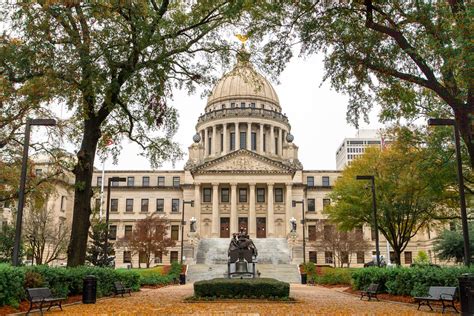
[
  {"x1": 414, "y1": 286, "x2": 458, "y2": 313},
  {"x1": 26, "y1": 287, "x2": 65, "y2": 315},
  {"x1": 113, "y1": 281, "x2": 132, "y2": 297},
  {"x1": 360, "y1": 283, "x2": 380, "y2": 301}
]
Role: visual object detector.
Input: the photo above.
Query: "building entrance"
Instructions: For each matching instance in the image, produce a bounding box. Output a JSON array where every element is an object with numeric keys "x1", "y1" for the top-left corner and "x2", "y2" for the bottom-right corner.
[
  {"x1": 238, "y1": 217, "x2": 248, "y2": 233},
  {"x1": 256, "y1": 217, "x2": 266, "y2": 238},
  {"x1": 220, "y1": 218, "x2": 230, "y2": 238}
]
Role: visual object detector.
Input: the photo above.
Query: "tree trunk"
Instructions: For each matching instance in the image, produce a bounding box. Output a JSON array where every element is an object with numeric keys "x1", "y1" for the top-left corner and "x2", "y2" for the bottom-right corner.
[
  {"x1": 393, "y1": 249, "x2": 402, "y2": 266},
  {"x1": 455, "y1": 107, "x2": 474, "y2": 168},
  {"x1": 67, "y1": 119, "x2": 101, "y2": 267}
]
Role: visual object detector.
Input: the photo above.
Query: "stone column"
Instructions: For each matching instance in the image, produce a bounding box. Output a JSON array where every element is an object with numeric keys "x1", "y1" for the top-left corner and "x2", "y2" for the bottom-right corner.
[
  {"x1": 223, "y1": 123, "x2": 228, "y2": 155},
  {"x1": 212, "y1": 125, "x2": 217, "y2": 156},
  {"x1": 267, "y1": 183, "x2": 274, "y2": 236},
  {"x1": 270, "y1": 126, "x2": 275, "y2": 155},
  {"x1": 285, "y1": 183, "x2": 292, "y2": 235},
  {"x1": 235, "y1": 122, "x2": 240, "y2": 150},
  {"x1": 247, "y1": 122, "x2": 252, "y2": 150},
  {"x1": 249, "y1": 183, "x2": 256, "y2": 237},
  {"x1": 211, "y1": 183, "x2": 219, "y2": 237},
  {"x1": 194, "y1": 183, "x2": 201, "y2": 235},
  {"x1": 204, "y1": 128, "x2": 209, "y2": 157},
  {"x1": 259, "y1": 124, "x2": 264, "y2": 154},
  {"x1": 278, "y1": 128, "x2": 283, "y2": 156},
  {"x1": 230, "y1": 183, "x2": 238, "y2": 234}
]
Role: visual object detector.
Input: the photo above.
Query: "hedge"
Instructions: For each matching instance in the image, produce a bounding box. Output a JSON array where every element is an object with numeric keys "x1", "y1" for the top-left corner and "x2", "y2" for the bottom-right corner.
[
  {"x1": 194, "y1": 278, "x2": 290, "y2": 298},
  {"x1": 311, "y1": 268, "x2": 354, "y2": 285},
  {"x1": 352, "y1": 266, "x2": 474, "y2": 297},
  {"x1": 137, "y1": 262, "x2": 183, "y2": 286},
  {"x1": 0, "y1": 264, "x2": 140, "y2": 308}
]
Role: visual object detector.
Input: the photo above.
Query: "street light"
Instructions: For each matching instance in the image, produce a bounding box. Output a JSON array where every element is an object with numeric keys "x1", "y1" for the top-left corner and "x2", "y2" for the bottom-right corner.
[
  {"x1": 181, "y1": 200, "x2": 194, "y2": 264},
  {"x1": 104, "y1": 176, "x2": 126, "y2": 264},
  {"x1": 292, "y1": 200, "x2": 306, "y2": 263},
  {"x1": 428, "y1": 118, "x2": 470, "y2": 266},
  {"x1": 13, "y1": 118, "x2": 56, "y2": 266},
  {"x1": 356, "y1": 175, "x2": 380, "y2": 267}
]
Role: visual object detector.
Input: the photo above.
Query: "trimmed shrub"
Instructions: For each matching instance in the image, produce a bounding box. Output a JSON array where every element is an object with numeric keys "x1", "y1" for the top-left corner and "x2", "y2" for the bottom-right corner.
[
  {"x1": 0, "y1": 264, "x2": 25, "y2": 308},
  {"x1": 352, "y1": 266, "x2": 474, "y2": 297},
  {"x1": 136, "y1": 262, "x2": 183, "y2": 286},
  {"x1": 312, "y1": 268, "x2": 354, "y2": 285},
  {"x1": 194, "y1": 278, "x2": 290, "y2": 298}
]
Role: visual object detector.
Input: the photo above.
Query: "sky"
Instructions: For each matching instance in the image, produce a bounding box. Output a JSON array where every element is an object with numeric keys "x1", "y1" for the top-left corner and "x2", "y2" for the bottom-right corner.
[{"x1": 100, "y1": 52, "x2": 384, "y2": 172}]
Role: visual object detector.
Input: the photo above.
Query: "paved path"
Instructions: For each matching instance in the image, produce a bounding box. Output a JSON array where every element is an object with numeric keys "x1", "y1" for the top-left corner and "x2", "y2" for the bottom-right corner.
[{"x1": 46, "y1": 284, "x2": 451, "y2": 315}]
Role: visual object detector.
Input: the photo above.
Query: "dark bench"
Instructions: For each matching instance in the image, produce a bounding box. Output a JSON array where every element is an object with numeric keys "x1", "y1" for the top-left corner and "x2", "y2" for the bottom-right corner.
[
  {"x1": 26, "y1": 287, "x2": 65, "y2": 315},
  {"x1": 114, "y1": 281, "x2": 132, "y2": 297},
  {"x1": 414, "y1": 286, "x2": 458, "y2": 313},
  {"x1": 360, "y1": 283, "x2": 380, "y2": 301}
]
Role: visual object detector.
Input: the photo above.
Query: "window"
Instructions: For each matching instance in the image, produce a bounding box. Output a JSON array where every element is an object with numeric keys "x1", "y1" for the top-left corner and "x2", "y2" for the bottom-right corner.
[
  {"x1": 221, "y1": 104, "x2": 225, "y2": 109},
  {"x1": 322, "y1": 176, "x2": 330, "y2": 187},
  {"x1": 94, "y1": 198, "x2": 100, "y2": 211},
  {"x1": 308, "y1": 225, "x2": 317, "y2": 241},
  {"x1": 275, "y1": 137, "x2": 278, "y2": 155},
  {"x1": 307, "y1": 176, "x2": 314, "y2": 187},
  {"x1": 230, "y1": 132, "x2": 235, "y2": 150},
  {"x1": 124, "y1": 225, "x2": 133, "y2": 239},
  {"x1": 240, "y1": 132, "x2": 246, "y2": 149},
  {"x1": 158, "y1": 176, "x2": 165, "y2": 186},
  {"x1": 256, "y1": 188, "x2": 265, "y2": 203},
  {"x1": 250, "y1": 102, "x2": 256, "y2": 108},
  {"x1": 371, "y1": 227, "x2": 376, "y2": 241},
  {"x1": 239, "y1": 188, "x2": 247, "y2": 203},
  {"x1": 308, "y1": 199, "x2": 315, "y2": 212},
  {"x1": 203, "y1": 188, "x2": 212, "y2": 202},
  {"x1": 324, "y1": 225, "x2": 333, "y2": 240},
  {"x1": 173, "y1": 176, "x2": 180, "y2": 188},
  {"x1": 123, "y1": 251, "x2": 131, "y2": 263},
  {"x1": 139, "y1": 251, "x2": 147, "y2": 264},
  {"x1": 154, "y1": 251, "x2": 162, "y2": 264},
  {"x1": 170, "y1": 251, "x2": 179, "y2": 263},
  {"x1": 111, "y1": 178, "x2": 119, "y2": 186},
  {"x1": 405, "y1": 251, "x2": 412, "y2": 264},
  {"x1": 60, "y1": 196, "x2": 66, "y2": 212},
  {"x1": 251, "y1": 132, "x2": 257, "y2": 150},
  {"x1": 274, "y1": 188, "x2": 283, "y2": 203},
  {"x1": 171, "y1": 225, "x2": 179, "y2": 240},
  {"x1": 390, "y1": 251, "x2": 396, "y2": 263},
  {"x1": 208, "y1": 136, "x2": 212, "y2": 155},
  {"x1": 220, "y1": 133, "x2": 224, "y2": 152},
  {"x1": 323, "y1": 198, "x2": 331, "y2": 210},
  {"x1": 309, "y1": 251, "x2": 317, "y2": 263},
  {"x1": 172, "y1": 199, "x2": 180, "y2": 213},
  {"x1": 221, "y1": 188, "x2": 229, "y2": 203},
  {"x1": 357, "y1": 251, "x2": 365, "y2": 264},
  {"x1": 231, "y1": 102, "x2": 235, "y2": 108},
  {"x1": 355, "y1": 226, "x2": 363, "y2": 238},
  {"x1": 141, "y1": 199, "x2": 149, "y2": 212},
  {"x1": 97, "y1": 176, "x2": 103, "y2": 186},
  {"x1": 240, "y1": 102, "x2": 245, "y2": 108},
  {"x1": 341, "y1": 251, "x2": 349, "y2": 264},
  {"x1": 127, "y1": 176, "x2": 135, "y2": 187},
  {"x1": 35, "y1": 169, "x2": 43, "y2": 177},
  {"x1": 126, "y1": 199, "x2": 134, "y2": 212},
  {"x1": 109, "y1": 225, "x2": 117, "y2": 240},
  {"x1": 142, "y1": 176, "x2": 150, "y2": 187},
  {"x1": 263, "y1": 134, "x2": 266, "y2": 151},
  {"x1": 325, "y1": 251, "x2": 333, "y2": 264},
  {"x1": 156, "y1": 199, "x2": 164, "y2": 212},
  {"x1": 111, "y1": 199, "x2": 118, "y2": 212}
]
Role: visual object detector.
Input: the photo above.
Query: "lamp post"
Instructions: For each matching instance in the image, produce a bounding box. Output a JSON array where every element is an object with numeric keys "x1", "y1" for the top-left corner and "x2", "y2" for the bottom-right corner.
[
  {"x1": 356, "y1": 175, "x2": 380, "y2": 267},
  {"x1": 428, "y1": 118, "x2": 470, "y2": 266},
  {"x1": 292, "y1": 200, "x2": 306, "y2": 263},
  {"x1": 13, "y1": 118, "x2": 56, "y2": 266},
  {"x1": 181, "y1": 200, "x2": 194, "y2": 264},
  {"x1": 104, "y1": 176, "x2": 126, "y2": 264}
]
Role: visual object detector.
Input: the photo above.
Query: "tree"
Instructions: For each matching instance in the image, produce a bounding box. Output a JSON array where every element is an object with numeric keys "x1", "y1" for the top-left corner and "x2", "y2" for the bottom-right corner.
[
  {"x1": 326, "y1": 127, "x2": 458, "y2": 265},
  {"x1": 312, "y1": 220, "x2": 370, "y2": 267},
  {"x1": 434, "y1": 225, "x2": 474, "y2": 263},
  {"x1": 24, "y1": 201, "x2": 70, "y2": 265},
  {"x1": 248, "y1": 1, "x2": 474, "y2": 166},
  {"x1": 2, "y1": 1, "x2": 249, "y2": 266},
  {"x1": 86, "y1": 219, "x2": 115, "y2": 267},
  {"x1": 117, "y1": 214, "x2": 175, "y2": 269},
  {"x1": 0, "y1": 223, "x2": 18, "y2": 263}
]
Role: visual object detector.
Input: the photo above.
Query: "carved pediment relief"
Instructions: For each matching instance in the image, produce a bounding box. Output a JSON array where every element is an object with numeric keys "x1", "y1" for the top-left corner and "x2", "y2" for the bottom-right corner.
[{"x1": 191, "y1": 149, "x2": 295, "y2": 175}]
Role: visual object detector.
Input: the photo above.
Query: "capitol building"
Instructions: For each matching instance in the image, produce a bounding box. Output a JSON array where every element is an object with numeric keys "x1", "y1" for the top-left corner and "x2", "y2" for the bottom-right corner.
[{"x1": 84, "y1": 49, "x2": 439, "y2": 272}]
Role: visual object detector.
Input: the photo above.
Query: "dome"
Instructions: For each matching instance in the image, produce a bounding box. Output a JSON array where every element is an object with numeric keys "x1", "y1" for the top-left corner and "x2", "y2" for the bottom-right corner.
[{"x1": 206, "y1": 51, "x2": 280, "y2": 111}]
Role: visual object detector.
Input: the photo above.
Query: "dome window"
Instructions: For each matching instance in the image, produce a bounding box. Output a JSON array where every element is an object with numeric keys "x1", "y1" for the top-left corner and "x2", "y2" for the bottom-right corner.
[
  {"x1": 231, "y1": 102, "x2": 235, "y2": 108},
  {"x1": 250, "y1": 102, "x2": 256, "y2": 108},
  {"x1": 240, "y1": 102, "x2": 245, "y2": 108},
  {"x1": 221, "y1": 104, "x2": 225, "y2": 109},
  {"x1": 261, "y1": 104, "x2": 265, "y2": 109}
]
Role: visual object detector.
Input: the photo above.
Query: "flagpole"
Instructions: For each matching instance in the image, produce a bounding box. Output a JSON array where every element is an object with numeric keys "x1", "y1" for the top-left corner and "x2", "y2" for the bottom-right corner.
[
  {"x1": 378, "y1": 129, "x2": 391, "y2": 265},
  {"x1": 99, "y1": 157, "x2": 105, "y2": 220}
]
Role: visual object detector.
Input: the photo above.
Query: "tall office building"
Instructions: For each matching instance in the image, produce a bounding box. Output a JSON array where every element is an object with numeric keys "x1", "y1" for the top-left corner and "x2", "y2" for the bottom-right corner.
[{"x1": 335, "y1": 129, "x2": 385, "y2": 170}]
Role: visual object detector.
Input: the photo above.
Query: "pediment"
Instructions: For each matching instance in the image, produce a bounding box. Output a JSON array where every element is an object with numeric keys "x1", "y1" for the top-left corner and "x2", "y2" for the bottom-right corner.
[{"x1": 191, "y1": 150, "x2": 295, "y2": 175}]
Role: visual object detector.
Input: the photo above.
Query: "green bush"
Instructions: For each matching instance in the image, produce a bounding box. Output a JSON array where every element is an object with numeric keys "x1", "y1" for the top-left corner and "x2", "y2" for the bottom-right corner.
[
  {"x1": 194, "y1": 278, "x2": 290, "y2": 298},
  {"x1": 352, "y1": 266, "x2": 474, "y2": 297},
  {"x1": 312, "y1": 268, "x2": 354, "y2": 285},
  {"x1": 137, "y1": 262, "x2": 182, "y2": 286},
  {"x1": 0, "y1": 264, "x2": 141, "y2": 308}
]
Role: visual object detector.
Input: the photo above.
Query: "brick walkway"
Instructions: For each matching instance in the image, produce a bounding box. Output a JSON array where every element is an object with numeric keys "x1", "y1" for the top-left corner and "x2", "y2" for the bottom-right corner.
[{"x1": 46, "y1": 284, "x2": 451, "y2": 315}]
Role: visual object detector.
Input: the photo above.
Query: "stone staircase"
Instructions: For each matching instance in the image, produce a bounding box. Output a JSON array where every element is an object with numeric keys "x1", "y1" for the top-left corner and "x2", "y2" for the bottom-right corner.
[{"x1": 188, "y1": 238, "x2": 300, "y2": 283}]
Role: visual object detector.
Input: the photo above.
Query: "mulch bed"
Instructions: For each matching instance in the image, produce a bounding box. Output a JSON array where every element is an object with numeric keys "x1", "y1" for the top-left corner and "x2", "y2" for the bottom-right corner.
[
  {"x1": 344, "y1": 287, "x2": 461, "y2": 311},
  {"x1": 0, "y1": 295, "x2": 82, "y2": 315}
]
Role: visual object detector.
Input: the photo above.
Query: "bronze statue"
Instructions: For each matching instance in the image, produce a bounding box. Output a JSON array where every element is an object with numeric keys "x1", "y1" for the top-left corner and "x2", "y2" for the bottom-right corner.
[{"x1": 227, "y1": 231, "x2": 258, "y2": 278}]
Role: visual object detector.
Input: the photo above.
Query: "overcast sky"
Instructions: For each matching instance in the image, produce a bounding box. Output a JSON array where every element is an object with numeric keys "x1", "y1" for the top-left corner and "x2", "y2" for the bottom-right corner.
[{"x1": 100, "y1": 52, "x2": 383, "y2": 172}]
